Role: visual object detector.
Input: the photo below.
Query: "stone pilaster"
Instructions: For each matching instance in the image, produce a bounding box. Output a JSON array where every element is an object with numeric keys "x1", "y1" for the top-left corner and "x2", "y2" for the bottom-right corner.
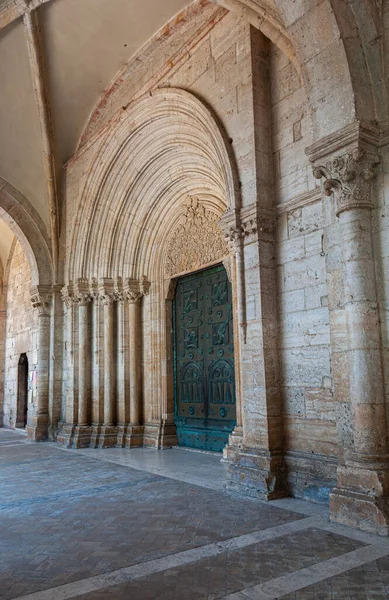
[
  {"x1": 308, "y1": 124, "x2": 389, "y2": 534},
  {"x1": 27, "y1": 285, "x2": 52, "y2": 441},
  {"x1": 219, "y1": 209, "x2": 244, "y2": 460},
  {"x1": 221, "y1": 206, "x2": 287, "y2": 499}
]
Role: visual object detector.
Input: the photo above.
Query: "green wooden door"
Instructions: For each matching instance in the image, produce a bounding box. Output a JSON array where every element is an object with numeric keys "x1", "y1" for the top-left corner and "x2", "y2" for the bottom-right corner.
[{"x1": 174, "y1": 265, "x2": 236, "y2": 451}]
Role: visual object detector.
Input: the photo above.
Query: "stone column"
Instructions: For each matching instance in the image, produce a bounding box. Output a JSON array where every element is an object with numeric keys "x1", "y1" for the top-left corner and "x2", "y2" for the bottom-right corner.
[
  {"x1": 116, "y1": 286, "x2": 129, "y2": 447},
  {"x1": 98, "y1": 279, "x2": 117, "y2": 447},
  {"x1": 222, "y1": 206, "x2": 286, "y2": 499},
  {"x1": 90, "y1": 281, "x2": 103, "y2": 447},
  {"x1": 27, "y1": 286, "x2": 52, "y2": 441},
  {"x1": 310, "y1": 131, "x2": 389, "y2": 534},
  {"x1": 125, "y1": 279, "x2": 146, "y2": 447},
  {"x1": 72, "y1": 282, "x2": 92, "y2": 448},
  {"x1": 57, "y1": 286, "x2": 76, "y2": 447}
]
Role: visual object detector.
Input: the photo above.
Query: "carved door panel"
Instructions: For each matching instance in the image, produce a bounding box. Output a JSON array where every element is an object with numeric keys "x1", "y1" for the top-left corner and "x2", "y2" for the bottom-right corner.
[{"x1": 174, "y1": 265, "x2": 236, "y2": 451}]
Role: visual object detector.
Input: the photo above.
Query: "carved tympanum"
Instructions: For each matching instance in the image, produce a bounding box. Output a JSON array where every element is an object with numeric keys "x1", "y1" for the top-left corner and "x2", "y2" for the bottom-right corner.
[
  {"x1": 165, "y1": 198, "x2": 229, "y2": 277},
  {"x1": 313, "y1": 148, "x2": 379, "y2": 215}
]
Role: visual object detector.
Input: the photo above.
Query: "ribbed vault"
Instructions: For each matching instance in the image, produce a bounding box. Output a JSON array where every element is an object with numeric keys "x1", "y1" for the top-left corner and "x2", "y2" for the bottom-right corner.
[{"x1": 68, "y1": 87, "x2": 239, "y2": 283}]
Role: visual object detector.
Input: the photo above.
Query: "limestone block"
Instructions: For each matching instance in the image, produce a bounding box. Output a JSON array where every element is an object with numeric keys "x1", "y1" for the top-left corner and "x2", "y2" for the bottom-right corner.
[
  {"x1": 284, "y1": 416, "x2": 337, "y2": 456},
  {"x1": 281, "y1": 344, "x2": 331, "y2": 388},
  {"x1": 328, "y1": 309, "x2": 348, "y2": 353},
  {"x1": 283, "y1": 386, "x2": 305, "y2": 416},
  {"x1": 276, "y1": 236, "x2": 305, "y2": 264},
  {"x1": 349, "y1": 348, "x2": 386, "y2": 404},
  {"x1": 336, "y1": 401, "x2": 354, "y2": 448},
  {"x1": 279, "y1": 138, "x2": 308, "y2": 180},
  {"x1": 305, "y1": 229, "x2": 323, "y2": 257},
  {"x1": 237, "y1": 77, "x2": 252, "y2": 114},
  {"x1": 210, "y1": 12, "x2": 244, "y2": 60},
  {"x1": 305, "y1": 388, "x2": 335, "y2": 421},
  {"x1": 283, "y1": 253, "x2": 326, "y2": 292},
  {"x1": 168, "y1": 38, "x2": 213, "y2": 89},
  {"x1": 279, "y1": 306, "x2": 330, "y2": 349},
  {"x1": 215, "y1": 42, "x2": 236, "y2": 81},
  {"x1": 305, "y1": 40, "x2": 356, "y2": 139},
  {"x1": 289, "y1": 1, "x2": 340, "y2": 60},
  {"x1": 280, "y1": 0, "x2": 323, "y2": 28},
  {"x1": 278, "y1": 288, "x2": 305, "y2": 314},
  {"x1": 305, "y1": 282, "x2": 327, "y2": 310}
]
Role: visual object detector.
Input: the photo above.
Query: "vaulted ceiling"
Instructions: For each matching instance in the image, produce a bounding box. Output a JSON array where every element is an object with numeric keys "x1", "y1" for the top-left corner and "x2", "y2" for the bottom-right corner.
[
  {"x1": 0, "y1": 0, "x2": 387, "y2": 274},
  {"x1": 0, "y1": 0, "x2": 192, "y2": 235}
]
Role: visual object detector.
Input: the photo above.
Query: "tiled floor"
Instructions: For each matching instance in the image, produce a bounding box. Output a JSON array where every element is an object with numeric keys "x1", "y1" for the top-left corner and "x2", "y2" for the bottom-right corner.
[{"x1": 1, "y1": 429, "x2": 389, "y2": 600}]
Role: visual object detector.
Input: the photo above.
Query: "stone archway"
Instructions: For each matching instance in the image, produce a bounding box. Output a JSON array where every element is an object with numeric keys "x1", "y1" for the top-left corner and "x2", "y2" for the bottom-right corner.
[
  {"x1": 62, "y1": 88, "x2": 244, "y2": 450},
  {"x1": 162, "y1": 197, "x2": 241, "y2": 452}
]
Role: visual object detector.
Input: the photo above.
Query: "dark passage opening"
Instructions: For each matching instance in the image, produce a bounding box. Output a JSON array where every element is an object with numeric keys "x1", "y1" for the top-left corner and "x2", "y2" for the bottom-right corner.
[{"x1": 16, "y1": 353, "x2": 28, "y2": 428}]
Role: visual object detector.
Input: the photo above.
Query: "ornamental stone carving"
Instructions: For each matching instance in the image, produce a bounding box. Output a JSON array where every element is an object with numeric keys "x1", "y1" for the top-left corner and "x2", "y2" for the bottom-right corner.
[
  {"x1": 31, "y1": 286, "x2": 52, "y2": 316},
  {"x1": 165, "y1": 198, "x2": 229, "y2": 277},
  {"x1": 313, "y1": 148, "x2": 379, "y2": 215}
]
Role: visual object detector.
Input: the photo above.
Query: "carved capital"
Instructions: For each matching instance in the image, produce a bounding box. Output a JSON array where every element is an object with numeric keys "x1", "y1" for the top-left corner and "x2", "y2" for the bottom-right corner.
[
  {"x1": 313, "y1": 148, "x2": 379, "y2": 216},
  {"x1": 140, "y1": 275, "x2": 151, "y2": 296},
  {"x1": 73, "y1": 278, "x2": 92, "y2": 306},
  {"x1": 123, "y1": 279, "x2": 143, "y2": 303},
  {"x1": 98, "y1": 278, "x2": 115, "y2": 306},
  {"x1": 31, "y1": 285, "x2": 52, "y2": 316}
]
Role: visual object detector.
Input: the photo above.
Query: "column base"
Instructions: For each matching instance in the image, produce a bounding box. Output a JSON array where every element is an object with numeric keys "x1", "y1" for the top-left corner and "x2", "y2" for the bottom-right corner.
[
  {"x1": 143, "y1": 421, "x2": 178, "y2": 448},
  {"x1": 26, "y1": 414, "x2": 49, "y2": 442},
  {"x1": 222, "y1": 426, "x2": 244, "y2": 462},
  {"x1": 72, "y1": 425, "x2": 91, "y2": 449},
  {"x1": 90, "y1": 424, "x2": 102, "y2": 448},
  {"x1": 56, "y1": 422, "x2": 76, "y2": 447},
  {"x1": 125, "y1": 425, "x2": 144, "y2": 448},
  {"x1": 116, "y1": 424, "x2": 127, "y2": 448},
  {"x1": 225, "y1": 447, "x2": 288, "y2": 500},
  {"x1": 330, "y1": 461, "x2": 389, "y2": 535},
  {"x1": 98, "y1": 425, "x2": 117, "y2": 448}
]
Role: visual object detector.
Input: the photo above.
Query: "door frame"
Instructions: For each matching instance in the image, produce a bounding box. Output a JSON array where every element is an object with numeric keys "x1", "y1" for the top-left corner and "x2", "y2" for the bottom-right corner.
[{"x1": 162, "y1": 256, "x2": 243, "y2": 452}]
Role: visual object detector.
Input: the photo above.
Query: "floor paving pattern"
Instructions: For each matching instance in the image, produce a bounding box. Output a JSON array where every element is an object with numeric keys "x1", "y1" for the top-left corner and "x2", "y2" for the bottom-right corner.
[{"x1": 1, "y1": 429, "x2": 389, "y2": 600}]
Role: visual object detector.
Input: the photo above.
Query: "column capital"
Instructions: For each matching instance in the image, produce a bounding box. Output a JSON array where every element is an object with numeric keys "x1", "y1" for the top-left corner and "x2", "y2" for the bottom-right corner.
[
  {"x1": 123, "y1": 277, "x2": 150, "y2": 303},
  {"x1": 306, "y1": 122, "x2": 380, "y2": 216},
  {"x1": 312, "y1": 148, "x2": 379, "y2": 216},
  {"x1": 220, "y1": 205, "x2": 276, "y2": 247},
  {"x1": 61, "y1": 280, "x2": 92, "y2": 307},
  {"x1": 74, "y1": 278, "x2": 92, "y2": 306},
  {"x1": 30, "y1": 285, "x2": 52, "y2": 316},
  {"x1": 98, "y1": 278, "x2": 115, "y2": 305}
]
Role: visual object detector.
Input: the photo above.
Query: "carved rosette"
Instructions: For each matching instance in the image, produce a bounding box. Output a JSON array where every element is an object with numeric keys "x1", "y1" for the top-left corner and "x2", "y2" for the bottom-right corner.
[
  {"x1": 313, "y1": 148, "x2": 379, "y2": 216},
  {"x1": 165, "y1": 197, "x2": 229, "y2": 277},
  {"x1": 31, "y1": 286, "x2": 52, "y2": 316}
]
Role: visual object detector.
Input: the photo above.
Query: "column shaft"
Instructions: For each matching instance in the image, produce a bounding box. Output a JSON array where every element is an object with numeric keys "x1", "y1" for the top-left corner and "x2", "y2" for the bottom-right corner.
[
  {"x1": 103, "y1": 301, "x2": 114, "y2": 425},
  {"x1": 129, "y1": 300, "x2": 141, "y2": 425},
  {"x1": 78, "y1": 302, "x2": 89, "y2": 426},
  {"x1": 340, "y1": 208, "x2": 388, "y2": 456}
]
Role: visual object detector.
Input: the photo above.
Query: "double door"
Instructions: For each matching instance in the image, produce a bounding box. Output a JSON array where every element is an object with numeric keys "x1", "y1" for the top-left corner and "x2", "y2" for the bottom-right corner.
[{"x1": 174, "y1": 265, "x2": 236, "y2": 451}]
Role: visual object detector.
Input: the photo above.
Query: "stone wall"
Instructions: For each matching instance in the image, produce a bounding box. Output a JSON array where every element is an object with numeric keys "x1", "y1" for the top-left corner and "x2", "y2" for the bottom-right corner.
[
  {"x1": 271, "y1": 43, "x2": 336, "y2": 500},
  {"x1": 3, "y1": 240, "x2": 38, "y2": 428}
]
